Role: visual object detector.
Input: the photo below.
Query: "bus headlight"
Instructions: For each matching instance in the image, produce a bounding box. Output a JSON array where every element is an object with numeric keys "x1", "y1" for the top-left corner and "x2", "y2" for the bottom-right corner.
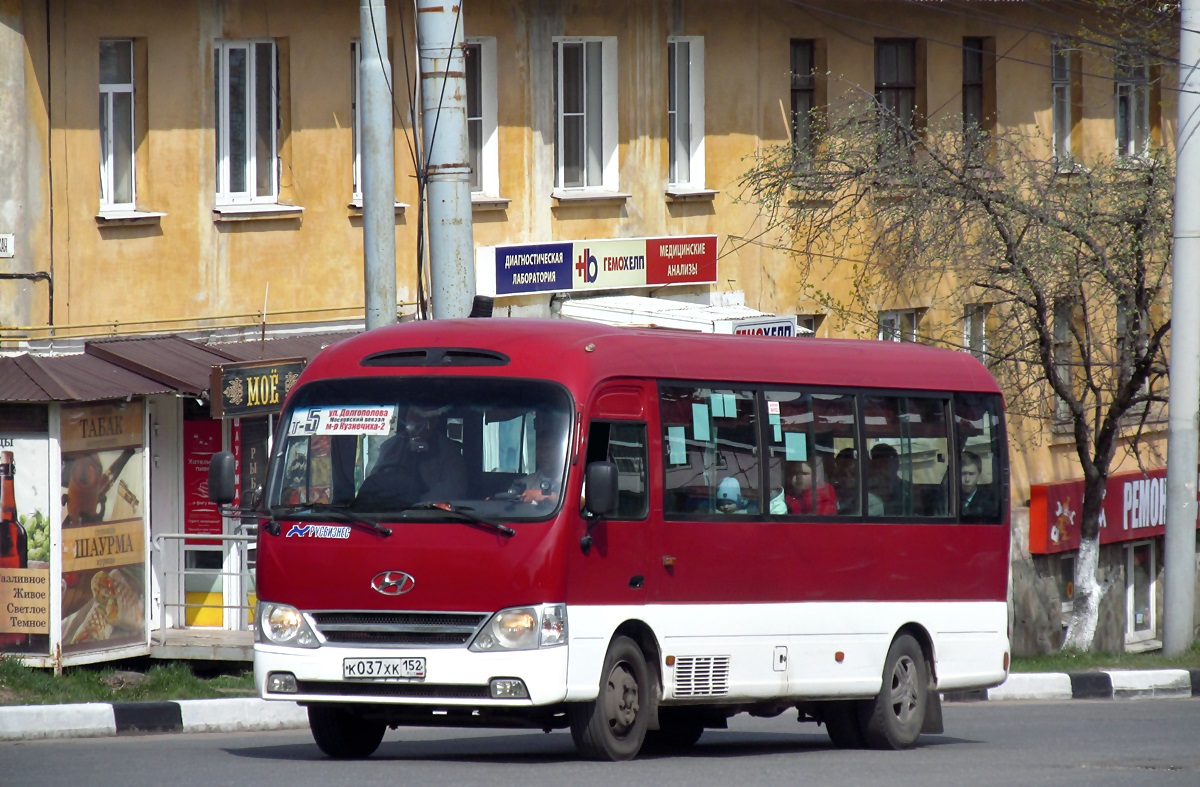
[
  {"x1": 469, "y1": 604, "x2": 567, "y2": 651},
  {"x1": 258, "y1": 602, "x2": 320, "y2": 648}
]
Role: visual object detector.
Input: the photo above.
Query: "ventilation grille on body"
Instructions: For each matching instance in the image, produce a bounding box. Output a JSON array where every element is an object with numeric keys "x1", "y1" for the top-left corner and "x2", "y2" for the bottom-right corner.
[{"x1": 673, "y1": 655, "x2": 731, "y2": 697}]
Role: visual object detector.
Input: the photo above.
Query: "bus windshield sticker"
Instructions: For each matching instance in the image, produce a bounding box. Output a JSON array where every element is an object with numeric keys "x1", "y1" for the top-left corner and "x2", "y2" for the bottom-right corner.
[
  {"x1": 692, "y1": 404, "x2": 710, "y2": 441},
  {"x1": 785, "y1": 431, "x2": 807, "y2": 461},
  {"x1": 724, "y1": 393, "x2": 738, "y2": 415},
  {"x1": 710, "y1": 394, "x2": 725, "y2": 418},
  {"x1": 287, "y1": 405, "x2": 397, "y2": 436},
  {"x1": 767, "y1": 400, "x2": 781, "y2": 417},
  {"x1": 774, "y1": 424, "x2": 783, "y2": 442},
  {"x1": 668, "y1": 426, "x2": 687, "y2": 464}
]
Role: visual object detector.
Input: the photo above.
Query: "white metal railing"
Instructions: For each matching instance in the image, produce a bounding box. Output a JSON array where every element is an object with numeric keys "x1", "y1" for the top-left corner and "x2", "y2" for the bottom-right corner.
[{"x1": 152, "y1": 532, "x2": 257, "y2": 633}]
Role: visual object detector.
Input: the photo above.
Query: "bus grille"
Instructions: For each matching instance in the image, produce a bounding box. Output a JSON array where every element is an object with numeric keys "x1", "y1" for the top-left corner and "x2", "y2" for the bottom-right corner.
[
  {"x1": 673, "y1": 656, "x2": 730, "y2": 697},
  {"x1": 309, "y1": 611, "x2": 489, "y2": 647}
]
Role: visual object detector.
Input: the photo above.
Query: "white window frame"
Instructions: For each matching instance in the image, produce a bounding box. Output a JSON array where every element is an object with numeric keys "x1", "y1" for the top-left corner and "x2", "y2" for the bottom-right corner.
[
  {"x1": 100, "y1": 39, "x2": 136, "y2": 211},
  {"x1": 352, "y1": 40, "x2": 362, "y2": 203},
  {"x1": 878, "y1": 309, "x2": 920, "y2": 342},
  {"x1": 1125, "y1": 540, "x2": 1157, "y2": 645},
  {"x1": 553, "y1": 36, "x2": 619, "y2": 193},
  {"x1": 1051, "y1": 39, "x2": 1074, "y2": 168},
  {"x1": 1115, "y1": 54, "x2": 1150, "y2": 160},
  {"x1": 667, "y1": 36, "x2": 705, "y2": 190},
  {"x1": 964, "y1": 303, "x2": 989, "y2": 361},
  {"x1": 466, "y1": 37, "x2": 500, "y2": 199},
  {"x1": 214, "y1": 39, "x2": 279, "y2": 205}
]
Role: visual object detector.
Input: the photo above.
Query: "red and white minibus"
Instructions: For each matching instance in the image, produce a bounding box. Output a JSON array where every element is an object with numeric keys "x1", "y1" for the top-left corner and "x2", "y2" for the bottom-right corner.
[{"x1": 209, "y1": 318, "x2": 1010, "y2": 760}]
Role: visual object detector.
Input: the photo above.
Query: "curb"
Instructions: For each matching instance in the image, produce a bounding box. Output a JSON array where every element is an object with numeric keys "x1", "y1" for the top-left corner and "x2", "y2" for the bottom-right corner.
[
  {"x1": 3, "y1": 670, "x2": 1199, "y2": 742},
  {"x1": 0, "y1": 697, "x2": 308, "y2": 742},
  {"x1": 942, "y1": 668, "x2": 1200, "y2": 703}
]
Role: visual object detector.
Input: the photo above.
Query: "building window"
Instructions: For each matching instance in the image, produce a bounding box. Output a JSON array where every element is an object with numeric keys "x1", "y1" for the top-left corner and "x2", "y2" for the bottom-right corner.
[
  {"x1": 1052, "y1": 299, "x2": 1074, "y2": 421},
  {"x1": 798, "y1": 314, "x2": 824, "y2": 336},
  {"x1": 668, "y1": 36, "x2": 705, "y2": 190},
  {"x1": 1115, "y1": 53, "x2": 1150, "y2": 160},
  {"x1": 1051, "y1": 39, "x2": 1077, "y2": 168},
  {"x1": 466, "y1": 38, "x2": 499, "y2": 198},
  {"x1": 100, "y1": 39, "x2": 136, "y2": 210},
  {"x1": 964, "y1": 303, "x2": 989, "y2": 361},
  {"x1": 962, "y1": 37, "x2": 994, "y2": 153},
  {"x1": 214, "y1": 39, "x2": 278, "y2": 204},
  {"x1": 878, "y1": 309, "x2": 921, "y2": 342},
  {"x1": 553, "y1": 37, "x2": 618, "y2": 191},
  {"x1": 791, "y1": 39, "x2": 816, "y2": 161},
  {"x1": 351, "y1": 41, "x2": 362, "y2": 202},
  {"x1": 875, "y1": 39, "x2": 918, "y2": 151}
]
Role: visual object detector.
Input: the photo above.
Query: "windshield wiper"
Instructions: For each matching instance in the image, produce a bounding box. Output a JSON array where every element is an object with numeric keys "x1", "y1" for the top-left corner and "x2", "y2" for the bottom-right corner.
[
  {"x1": 269, "y1": 503, "x2": 393, "y2": 538},
  {"x1": 404, "y1": 502, "x2": 516, "y2": 537}
]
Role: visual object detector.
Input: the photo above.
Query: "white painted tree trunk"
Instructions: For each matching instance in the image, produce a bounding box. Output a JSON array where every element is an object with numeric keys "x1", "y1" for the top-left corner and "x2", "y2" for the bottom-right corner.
[{"x1": 1063, "y1": 535, "x2": 1106, "y2": 650}]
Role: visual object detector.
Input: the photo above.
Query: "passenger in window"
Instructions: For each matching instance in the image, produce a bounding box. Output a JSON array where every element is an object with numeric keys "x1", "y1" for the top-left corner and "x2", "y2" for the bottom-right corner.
[
  {"x1": 715, "y1": 477, "x2": 753, "y2": 514},
  {"x1": 960, "y1": 450, "x2": 995, "y2": 518},
  {"x1": 784, "y1": 460, "x2": 837, "y2": 515},
  {"x1": 354, "y1": 406, "x2": 467, "y2": 511},
  {"x1": 868, "y1": 443, "x2": 911, "y2": 515},
  {"x1": 831, "y1": 448, "x2": 884, "y2": 516}
]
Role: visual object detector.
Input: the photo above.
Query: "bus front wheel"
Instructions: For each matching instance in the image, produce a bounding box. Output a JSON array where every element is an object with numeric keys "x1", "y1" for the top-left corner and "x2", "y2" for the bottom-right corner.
[
  {"x1": 308, "y1": 705, "x2": 387, "y2": 759},
  {"x1": 860, "y1": 633, "x2": 927, "y2": 750},
  {"x1": 568, "y1": 635, "x2": 651, "y2": 761}
]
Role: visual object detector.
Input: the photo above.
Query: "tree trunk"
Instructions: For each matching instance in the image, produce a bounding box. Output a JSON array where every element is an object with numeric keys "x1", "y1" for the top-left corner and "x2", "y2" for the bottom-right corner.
[{"x1": 1063, "y1": 534, "x2": 1106, "y2": 650}]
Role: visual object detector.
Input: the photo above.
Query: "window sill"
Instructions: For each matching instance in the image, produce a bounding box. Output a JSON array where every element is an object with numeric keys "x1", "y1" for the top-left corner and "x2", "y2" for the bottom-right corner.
[
  {"x1": 213, "y1": 203, "x2": 305, "y2": 222},
  {"x1": 347, "y1": 199, "x2": 409, "y2": 216},
  {"x1": 665, "y1": 188, "x2": 719, "y2": 203},
  {"x1": 96, "y1": 209, "x2": 166, "y2": 226},
  {"x1": 472, "y1": 195, "x2": 511, "y2": 211},
  {"x1": 551, "y1": 188, "x2": 631, "y2": 205}
]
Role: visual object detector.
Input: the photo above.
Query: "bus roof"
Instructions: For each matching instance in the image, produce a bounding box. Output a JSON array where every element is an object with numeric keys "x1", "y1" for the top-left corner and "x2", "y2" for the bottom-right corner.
[{"x1": 302, "y1": 318, "x2": 1001, "y2": 395}]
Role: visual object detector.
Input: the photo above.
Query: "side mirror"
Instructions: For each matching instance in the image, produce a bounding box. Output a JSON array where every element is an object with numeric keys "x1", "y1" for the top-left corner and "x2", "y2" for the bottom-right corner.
[
  {"x1": 583, "y1": 461, "x2": 618, "y2": 518},
  {"x1": 208, "y1": 451, "x2": 238, "y2": 505}
]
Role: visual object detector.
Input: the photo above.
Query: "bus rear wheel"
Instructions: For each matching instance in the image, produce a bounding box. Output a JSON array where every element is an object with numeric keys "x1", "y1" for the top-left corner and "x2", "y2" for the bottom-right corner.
[
  {"x1": 568, "y1": 635, "x2": 651, "y2": 761},
  {"x1": 860, "y1": 633, "x2": 927, "y2": 750},
  {"x1": 643, "y1": 707, "x2": 704, "y2": 752},
  {"x1": 308, "y1": 705, "x2": 387, "y2": 759}
]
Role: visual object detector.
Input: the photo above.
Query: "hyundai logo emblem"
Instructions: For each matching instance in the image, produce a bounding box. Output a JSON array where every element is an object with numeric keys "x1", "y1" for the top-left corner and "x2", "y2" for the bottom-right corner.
[{"x1": 371, "y1": 571, "x2": 416, "y2": 596}]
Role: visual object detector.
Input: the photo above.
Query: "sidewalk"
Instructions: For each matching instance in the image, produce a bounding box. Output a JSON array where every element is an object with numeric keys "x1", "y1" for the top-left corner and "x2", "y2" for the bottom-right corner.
[{"x1": 2, "y1": 669, "x2": 1198, "y2": 742}]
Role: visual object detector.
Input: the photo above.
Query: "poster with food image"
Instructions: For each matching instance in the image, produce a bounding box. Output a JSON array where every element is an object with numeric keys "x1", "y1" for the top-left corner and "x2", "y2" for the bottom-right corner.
[
  {"x1": 59, "y1": 402, "x2": 148, "y2": 655},
  {"x1": 0, "y1": 434, "x2": 53, "y2": 656}
]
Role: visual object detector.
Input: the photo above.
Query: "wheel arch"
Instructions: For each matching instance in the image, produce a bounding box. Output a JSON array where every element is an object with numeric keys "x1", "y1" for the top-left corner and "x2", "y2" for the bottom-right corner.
[{"x1": 894, "y1": 622, "x2": 938, "y2": 688}]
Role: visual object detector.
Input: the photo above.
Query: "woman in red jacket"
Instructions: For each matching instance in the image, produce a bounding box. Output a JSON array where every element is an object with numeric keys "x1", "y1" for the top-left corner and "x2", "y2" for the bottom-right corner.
[{"x1": 784, "y1": 459, "x2": 838, "y2": 516}]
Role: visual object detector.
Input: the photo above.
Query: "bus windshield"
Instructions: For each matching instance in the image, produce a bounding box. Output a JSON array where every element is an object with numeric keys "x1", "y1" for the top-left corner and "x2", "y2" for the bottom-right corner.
[{"x1": 268, "y1": 377, "x2": 573, "y2": 521}]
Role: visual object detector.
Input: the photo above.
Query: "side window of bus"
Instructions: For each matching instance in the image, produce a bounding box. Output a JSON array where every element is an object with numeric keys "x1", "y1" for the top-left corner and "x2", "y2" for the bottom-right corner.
[
  {"x1": 585, "y1": 421, "x2": 648, "y2": 519},
  {"x1": 954, "y1": 392, "x2": 1004, "y2": 523},
  {"x1": 661, "y1": 386, "x2": 760, "y2": 516},
  {"x1": 862, "y1": 395, "x2": 951, "y2": 517},
  {"x1": 763, "y1": 391, "x2": 854, "y2": 516}
]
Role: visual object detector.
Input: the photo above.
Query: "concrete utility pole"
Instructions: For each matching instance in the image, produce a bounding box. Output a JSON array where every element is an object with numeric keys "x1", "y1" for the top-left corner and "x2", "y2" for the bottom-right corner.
[
  {"x1": 360, "y1": 0, "x2": 398, "y2": 330},
  {"x1": 416, "y1": 0, "x2": 476, "y2": 319},
  {"x1": 1164, "y1": 0, "x2": 1200, "y2": 656}
]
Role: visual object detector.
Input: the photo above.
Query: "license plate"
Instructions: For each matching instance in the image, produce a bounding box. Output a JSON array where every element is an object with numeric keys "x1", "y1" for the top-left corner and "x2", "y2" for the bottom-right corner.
[{"x1": 343, "y1": 657, "x2": 426, "y2": 680}]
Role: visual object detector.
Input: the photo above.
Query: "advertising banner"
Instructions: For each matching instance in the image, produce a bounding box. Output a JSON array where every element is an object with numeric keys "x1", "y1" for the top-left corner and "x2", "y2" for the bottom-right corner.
[
  {"x1": 59, "y1": 401, "x2": 147, "y2": 654},
  {"x1": 0, "y1": 434, "x2": 53, "y2": 655},
  {"x1": 479, "y1": 235, "x2": 718, "y2": 296},
  {"x1": 184, "y1": 419, "x2": 223, "y2": 545},
  {"x1": 1029, "y1": 465, "x2": 1200, "y2": 554}
]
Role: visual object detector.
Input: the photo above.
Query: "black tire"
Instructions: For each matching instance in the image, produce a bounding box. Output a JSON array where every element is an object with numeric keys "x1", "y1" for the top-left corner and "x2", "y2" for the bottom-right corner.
[
  {"x1": 568, "y1": 635, "x2": 652, "y2": 761},
  {"x1": 822, "y1": 700, "x2": 867, "y2": 749},
  {"x1": 642, "y1": 708, "x2": 704, "y2": 752},
  {"x1": 860, "y1": 633, "x2": 928, "y2": 750},
  {"x1": 308, "y1": 705, "x2": 387, "y2": 759}
]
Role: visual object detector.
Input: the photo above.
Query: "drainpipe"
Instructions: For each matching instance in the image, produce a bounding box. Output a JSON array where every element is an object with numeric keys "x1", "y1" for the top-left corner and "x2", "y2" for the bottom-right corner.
[
  {"x1": 416, "y1": 0, "x2": 475, "y2": 319},
  {"x1": 360, "y1": 0, "x2": 398, "y2": 330}
]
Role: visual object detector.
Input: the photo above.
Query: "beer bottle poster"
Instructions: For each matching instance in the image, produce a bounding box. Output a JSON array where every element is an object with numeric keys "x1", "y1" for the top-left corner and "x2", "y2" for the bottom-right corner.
[
  {"x1": 0, "y1": 435, "x2": 52, "y2": 655},
  {"x1": 59, "y1": 401, "x2": 147, "y2": 655}
]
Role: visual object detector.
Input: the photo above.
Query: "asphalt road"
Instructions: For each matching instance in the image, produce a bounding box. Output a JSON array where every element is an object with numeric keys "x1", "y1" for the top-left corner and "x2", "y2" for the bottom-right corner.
[{"x1": 3, "y1": 698, "x2": 1198, "y2": 786}]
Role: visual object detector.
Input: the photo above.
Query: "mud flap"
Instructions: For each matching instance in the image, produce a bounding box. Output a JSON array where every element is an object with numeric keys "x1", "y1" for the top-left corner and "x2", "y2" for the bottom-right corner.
[{"x1": 921, "y1": 689, "x2": 944, "y2": 734}]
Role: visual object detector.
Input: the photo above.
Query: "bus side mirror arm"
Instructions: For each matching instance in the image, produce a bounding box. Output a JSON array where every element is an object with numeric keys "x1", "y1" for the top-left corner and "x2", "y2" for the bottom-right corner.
[{"x1": 580, "y1": 461, "x2": 619, "y2": 555}]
